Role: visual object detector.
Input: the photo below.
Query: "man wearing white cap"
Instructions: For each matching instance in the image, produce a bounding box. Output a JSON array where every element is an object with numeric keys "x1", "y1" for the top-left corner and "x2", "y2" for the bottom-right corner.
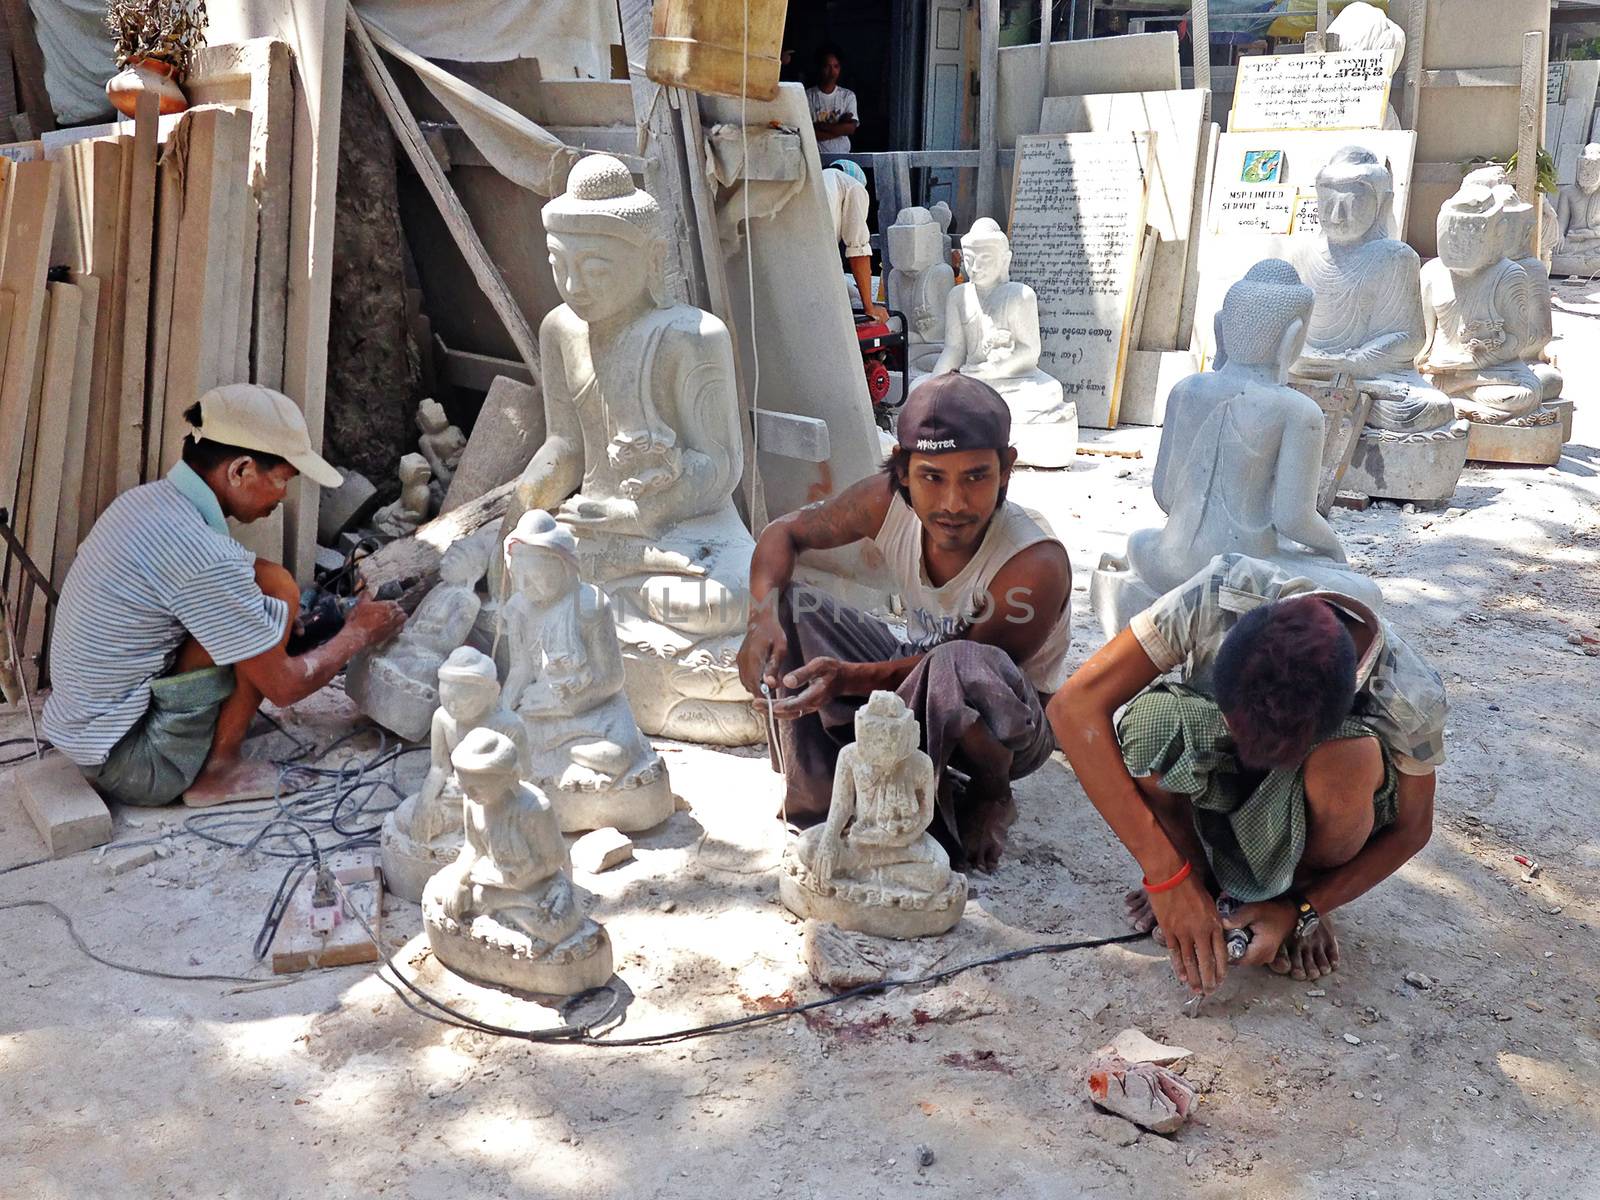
[{"x1": 43, "y1": 384, "x2": 407, "y2": 806}]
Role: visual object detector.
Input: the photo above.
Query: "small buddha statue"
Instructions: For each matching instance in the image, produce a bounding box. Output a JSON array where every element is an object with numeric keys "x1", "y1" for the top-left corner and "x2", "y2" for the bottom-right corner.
[
  {"x1": 489, "y1": 153, "x2": 760, "y2": 746},
  {"x1": 423, "y1": 727, "x2": 614, "y2": 996},
  {"x1": 500, "y1": 510, "x2": 673, "y2": 833},
  {"x1": 779, "y1": 691, "x2": 966, "y2": 938},
  {"x1": 345, "y1": 531, "x2": 493, "y2": 741},
  {"x1": 379, "y1": 647, "x2": 531, "y2": 903},
  {"x1": 1554, "y1": 144, "x2": 1600, "y2": 277},
  {"x1": 1091, "y1": 260, "x2": 1383, "y2": 637},
  {"x1": 911, "y1": 218, "x2": 1075, "y2": 465},
  {"x1": 371, "y1": 453, "x2": 432, "y2": 540},
  {"x1": 416, "y1": 398, "x2": 467, "y2": 512},
  {"x1": 886, "y1": 206, "x2": 956, "y2": 372}
]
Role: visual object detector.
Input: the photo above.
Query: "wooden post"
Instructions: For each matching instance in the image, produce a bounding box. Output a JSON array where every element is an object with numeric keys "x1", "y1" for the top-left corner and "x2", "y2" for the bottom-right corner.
[
  {"x1": 1191, "y1": 0, "x2": 1212, "y2": 95},
  {"x1": 1400, "y1": 0, "x2": 1427, "y2": 130},
  {"x1": 1317, "y1": 0, "x2": 1330, "y2": 35},
  {"x1": 617, "y1": 0, "x2": 705, "y2": 308},
  {"x1": 344, "y1": 5, "x2": 542, "y2": 380},
  {"x1": 977, "y1": 0, "x2": 1000, "y2": 219},
  {"x1": 1517, "y1": 28, "x2": 1545, "y2": 248}
]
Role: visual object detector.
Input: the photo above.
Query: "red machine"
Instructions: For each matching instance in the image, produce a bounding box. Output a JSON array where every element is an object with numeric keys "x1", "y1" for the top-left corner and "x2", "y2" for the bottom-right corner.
[{"x1": 853, "y1": 307, "x2": 908, "y2": 429}]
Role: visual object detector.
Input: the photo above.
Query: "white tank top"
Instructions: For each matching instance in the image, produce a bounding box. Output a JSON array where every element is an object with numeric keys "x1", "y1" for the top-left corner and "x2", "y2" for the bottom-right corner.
[{"x1": 871, "y1": 494, "x2": 1073, "y2": 693}]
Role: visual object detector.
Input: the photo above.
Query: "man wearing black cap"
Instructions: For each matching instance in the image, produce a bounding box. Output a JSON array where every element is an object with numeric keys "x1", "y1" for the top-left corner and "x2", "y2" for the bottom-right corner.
[{"x1": 737, "y1": 374, "x2": 1071, "y2": 870}]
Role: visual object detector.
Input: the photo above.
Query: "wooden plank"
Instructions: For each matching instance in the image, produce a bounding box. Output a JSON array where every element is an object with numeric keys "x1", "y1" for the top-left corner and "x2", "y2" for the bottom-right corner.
[
  {"x1": 1192, "y1": 0, "x2": 1212, "y2": 95},
  {"x1": 0, "y1": 0, "x2": 54, "y2": 132},
  {"x1": 188, "y1": 38, "x2": 294, "y2": 392},
  {"x1": 20, "y1": 283, "x2": 82, "y2": 672},
  {"x1": 0, "y1": 158, "x2": 59, "y2": 516},
  {"x1": 119, "y1": 93, "x2": 160, "y2": 489},
  {"x1": 144, "y1": 122, "x2": 187, "y2": 480},
  {"x1": 1516, "y1": 31, "x2": 1545, "y2": 215},
  {"x1": 438, "y1": 342, "x2": 535, "y2": 391},
  {"x1": 344, "y1": 10, "x2": 540, "y2": 378},
  {"x1": 77, "y1": 141, "x2": 121, "y2": 526},
  {"x1": 52, "y1": 275, "x2": 99, "y2": 585},
  {"x1": 93, "y1": 137, "x2": 133, "y2": 515},
  {"x1": 977, "y1": 0, "x2": 1000, "y2": 219},
  {"x1": 1401, "y1": 0, "x2": 1427, "y2": 129},
  {"x1": 7, "y1": 288, "x2": 50, "y2": 638},
  {"x1": 271, "y1": 853, "x2": 383, "y2": 974}
]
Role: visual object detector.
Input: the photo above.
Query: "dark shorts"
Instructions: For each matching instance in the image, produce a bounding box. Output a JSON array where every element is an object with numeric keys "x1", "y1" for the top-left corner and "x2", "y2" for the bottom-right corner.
[
  {"x1": 1118, "y1": 682, "x2": 1398, "y2": 902},
  {"x1": 83, "y1": 665, "x2": 236, "y2": 806}
]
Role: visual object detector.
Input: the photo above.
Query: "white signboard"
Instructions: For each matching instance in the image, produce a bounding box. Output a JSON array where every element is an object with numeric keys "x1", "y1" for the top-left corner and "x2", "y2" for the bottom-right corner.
[
  {"x1": 1007, "y1": 132, "x2": 1151, "y2": 428},
  {"x1": 1230, "y1": 50, "x2": 1393, "y2": 132},
  {"x1": 1213, "y1": 185, "x2": 1296, "y2": 235}
]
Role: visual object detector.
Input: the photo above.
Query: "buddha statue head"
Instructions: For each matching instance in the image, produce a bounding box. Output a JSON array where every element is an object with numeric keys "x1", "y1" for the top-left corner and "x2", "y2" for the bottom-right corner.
[
  {"x1": 437, "y1": 646, "x2": 501, "y2": 723},
  {"x1": 397, "y1": 452, "x2": 430, "y2": 489},
  {"x1": 888, "y1": 206, "x2": 944, "y2": 273},
  {"x1": 960, "y1": 218, "x2": 1012, "y2": 291},
  {"x1": 451, "y1": 727, "x2": 521, "y2": 798},
  {"x1": 1327, "y1": 1, "x2": 1406, "y2": 74},
  {"x1": 1579, "y1": 144, "x2": 1600, "y2": 195},
  {"x1": 854, "y1": 690, "x2": 918, "y2": 769},
  {"x1": 1215, "y1": 259, "x2": 1314, "y2": 372},
  {"x1": 1315, "y1": 146, "x2": 1393, "y2": 246},
  {"x1": 542, "y1": 153, "x2": 667, "y2": 322},
  {"x1": 417, "y1": 397, "x2": 450, "y2": 435},
  {"x1": 1436, "y1": 182, "x2": 1512, "y2": 273},
  {"x1": 504, "y1": 508, "x2": 580, "y2": 605}
]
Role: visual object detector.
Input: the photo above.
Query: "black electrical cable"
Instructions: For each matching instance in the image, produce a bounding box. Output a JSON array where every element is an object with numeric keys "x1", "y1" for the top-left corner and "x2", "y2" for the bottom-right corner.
[
  {"x1": 1, "y1": 899, "x2": 269, "y2": 984},
  {"x1": 0, "y1": 735, "x2": 52, "y2": 768},
  {"x1": 334, "y1": 879, "x2": 1147, "y2": 1050}
]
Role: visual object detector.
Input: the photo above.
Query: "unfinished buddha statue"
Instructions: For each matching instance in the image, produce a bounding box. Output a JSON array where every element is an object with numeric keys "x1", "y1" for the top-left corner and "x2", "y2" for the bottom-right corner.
[
  {"x1": 371, "y1": 453, "x2": 431, "y2": 539},
  {"x1": 1091, "y1": 260, "x2": 1382, "y2": 636},
  {"x1": 779, "y1": 691, "x2": 966, "y2": 938},
  {"x1": 886, "y1": 206, "x2": 955, "y2": 371},
  {"x1": 346, "y1": 530, "x2": 493, "y2": 741},
  {"x1": 1554, "y1": 145, "x2": 1600, "y2": 277},
  {"x1": 423, "y1": 727, "x2": 613, "y2": 996},
  {"x1": 501, "y1": 510, "x2": 672, "y2": 833},
  {"x1": 491, "y1": 153, "x2": 759, "y2": 746},
  {"x1": 380, "y1": 647, "x2": 531, "y2": 902},
  {"x1": 416, "y1": 397, "x2": 467, "y2": 499},
  {"x1": 1291, "y1": 147, "x2": 1468, "y2": 503},
  {"x1": 1420, "y1": 179, "x2": 1566, "y2": 462},
  {"x1": 1326, "y1": 2, "x2": 1405, "y2": 128},
  {"x1": 913, "y1": 217, "x2": 1076, "y2": 467}
]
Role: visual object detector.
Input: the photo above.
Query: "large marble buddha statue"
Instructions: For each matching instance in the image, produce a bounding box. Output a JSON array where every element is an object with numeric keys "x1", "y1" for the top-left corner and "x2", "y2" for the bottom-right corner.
[
  {"x1": 492, "y1": 154, "x2": 760, "y2": 745},
  {"x1": 886, "y1": 206, "x2": 956, "y2": 374},
  {"x1": 1091, "y1": 260, "x2": 1382, "y2": 636},
  {"x1": 1291, "y1": 147, "x2": 1456, "y2": 434},
  {"x1": 1554, "y1": 145, "x2": 1600, "y2": 277},
  {"x1": 912, "y1": 218, "x2": 1076, "y2": 466}
]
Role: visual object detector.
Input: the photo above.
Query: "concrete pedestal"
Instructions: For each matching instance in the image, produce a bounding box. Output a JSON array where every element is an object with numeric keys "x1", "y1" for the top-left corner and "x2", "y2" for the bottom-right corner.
[
  {"x1": 778, "y1": 867, "x2": 966, "y2": 940},
  {"x1": 546, "y1": 770, "x2": 675, "y2": 835},
  {"x1": 379, "y1": 814, "x2": 457, "y2": 903},
  {"x1": 1466, "y1": 407, "x2": 1565, "y2": 466},
  {"x1": 1090, "y1": 555, "x2": 1162, "y2": 642},
  {"x1": 422, "y1": 887, "x2": 613, "y2": 997}
]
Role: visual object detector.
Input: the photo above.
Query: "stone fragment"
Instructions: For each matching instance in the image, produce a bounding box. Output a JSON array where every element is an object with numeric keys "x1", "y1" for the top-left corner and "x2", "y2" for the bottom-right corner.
[
  {"x1": 439, "y1": 376, "x2": 544, "y2": 515},
  {"x1": 570, "y1": 828, "x2": 634, "y2": 875},
  {"x1": 14, "y1": 754, "x2": 112, "y2": 858},
  {"x1": 317, "y1": 469, "x2": 378, "y2": 544},
  {"x1": 106, "y1": 846, "x2": 160, "y2": 875},
  {"x1": 1404, "y1": 971, "x2": 1435, "y2": 990},
  {"x1": 1104, "y1": 1028, "x2": 1193, "y2": 1066},
  {"x1": 780, "y1": 692, "x2": 966, "y2": 939}
]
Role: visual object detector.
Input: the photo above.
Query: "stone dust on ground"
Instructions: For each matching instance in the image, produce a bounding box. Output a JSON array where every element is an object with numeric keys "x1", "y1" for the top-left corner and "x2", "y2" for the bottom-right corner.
[{"x1": 3, "y1": 297, "x2": 1600, "y2": 1199}]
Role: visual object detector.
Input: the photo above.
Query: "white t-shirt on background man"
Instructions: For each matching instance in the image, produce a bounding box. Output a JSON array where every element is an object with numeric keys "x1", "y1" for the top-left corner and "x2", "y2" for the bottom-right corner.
[{"x1": 807, "y1": 84, "x2": 858, "y2": 154}]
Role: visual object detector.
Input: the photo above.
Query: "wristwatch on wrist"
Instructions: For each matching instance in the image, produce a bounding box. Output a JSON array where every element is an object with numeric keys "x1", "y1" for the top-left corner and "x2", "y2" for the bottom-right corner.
[{"x1": 1289, "y1": 893, "x2": 1320, "y2": 940}]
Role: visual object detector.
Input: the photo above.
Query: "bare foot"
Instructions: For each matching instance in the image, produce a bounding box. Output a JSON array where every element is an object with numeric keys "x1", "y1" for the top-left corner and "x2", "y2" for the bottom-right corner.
[
  {"x1": 1267, "y1": 913, "x2": 1340, "y2": 981},
  {"x1": 1124, "y1": 886, "x2": 1169, "y2": 946},
  {"x1": 957, "y1": 787, "x2": 1017, "y2": 874},
  {"x1": 182, "y1": 758, "x2": 281, "y2": 808}
]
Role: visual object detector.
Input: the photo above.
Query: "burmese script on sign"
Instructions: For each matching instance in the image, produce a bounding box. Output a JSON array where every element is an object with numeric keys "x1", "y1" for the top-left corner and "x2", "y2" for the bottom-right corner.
[
  {"x1": 1230, "y1": 50, "x2": 1392, "y2": 132},
  {"x1": 1008, "y1": 132, "x2": 1149, "y2": 426}
]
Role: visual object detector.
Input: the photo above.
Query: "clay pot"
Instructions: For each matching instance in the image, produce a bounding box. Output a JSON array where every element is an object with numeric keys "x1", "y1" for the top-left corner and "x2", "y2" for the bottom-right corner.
[{"x1": 106, "y1": 56, "x2": 188, "y2": 118}]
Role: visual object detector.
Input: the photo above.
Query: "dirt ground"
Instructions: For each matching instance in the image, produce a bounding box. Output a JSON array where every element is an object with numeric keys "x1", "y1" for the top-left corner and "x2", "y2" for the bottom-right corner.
[{"x1": 4, "y1": 295, "x2": 1599, "y2": 1200}]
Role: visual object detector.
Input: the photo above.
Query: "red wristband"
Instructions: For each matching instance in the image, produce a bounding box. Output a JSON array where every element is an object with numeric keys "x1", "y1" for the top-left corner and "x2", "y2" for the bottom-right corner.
[{"x1": 1142, "y1": 860, "x2": 1191, "y2": 895}]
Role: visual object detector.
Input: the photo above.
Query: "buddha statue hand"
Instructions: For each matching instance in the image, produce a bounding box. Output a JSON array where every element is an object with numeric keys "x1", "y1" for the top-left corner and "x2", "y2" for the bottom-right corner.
[
  {"x1": 1462, "y1": 319, "x2": 1506, "y2": 357},
  {"x1": 558, "y1": 492, "x2": 644, "y2": 530},
  {"x1": 553, "y1": 667, "x2": 594, "y2": 704},
  {"x1": 980, "y1": 327, "x2": 1014, "y2": 358}
]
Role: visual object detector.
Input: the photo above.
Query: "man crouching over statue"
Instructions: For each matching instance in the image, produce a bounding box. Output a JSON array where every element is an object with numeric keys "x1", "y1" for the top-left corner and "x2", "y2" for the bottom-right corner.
[{"x1": 737, "y1": 374, "x2": 1071, "y2": 871}]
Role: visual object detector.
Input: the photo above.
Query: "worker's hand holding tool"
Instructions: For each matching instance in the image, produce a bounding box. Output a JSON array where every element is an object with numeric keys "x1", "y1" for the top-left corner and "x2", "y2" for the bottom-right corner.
[
  {"x1": 1220, "y1": 898, "x2": 1297, "y2": 969},
  {"x1": 738, "y1": 608, "x2": 788, "y2": 696},
  {"x1": 344, "y1": 593, "x2": 408, "y2": 646},
  {"x1": 1148, "y1": 875, "x2": 1230, "y2": 996}
]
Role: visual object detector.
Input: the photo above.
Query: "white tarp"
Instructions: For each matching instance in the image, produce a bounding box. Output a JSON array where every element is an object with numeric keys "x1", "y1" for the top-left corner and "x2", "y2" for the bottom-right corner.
[
  {"x1": 353, "y1": 0, "x2": 620, "y2": 78},
  {"x1": 30, "y1": 0, "x2": 115, "y2": 125}
]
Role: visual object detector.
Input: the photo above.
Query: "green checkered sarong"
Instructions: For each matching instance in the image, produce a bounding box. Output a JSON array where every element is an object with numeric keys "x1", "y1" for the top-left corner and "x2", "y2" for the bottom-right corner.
[{"x1": 1117, "y1": 682, "x2": 1398, "y2": 902}]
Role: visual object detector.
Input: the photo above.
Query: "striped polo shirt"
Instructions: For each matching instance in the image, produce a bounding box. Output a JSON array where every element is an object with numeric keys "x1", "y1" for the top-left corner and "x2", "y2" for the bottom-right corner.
[{"x1": 42, "y1": 463, "x2": 289, "y2": 766}]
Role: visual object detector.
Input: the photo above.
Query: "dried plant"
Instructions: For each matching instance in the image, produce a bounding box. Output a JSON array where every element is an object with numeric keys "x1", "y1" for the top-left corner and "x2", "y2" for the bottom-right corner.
[{"x1": 106, "y1": 0, "x2": 209, "y2": 79}]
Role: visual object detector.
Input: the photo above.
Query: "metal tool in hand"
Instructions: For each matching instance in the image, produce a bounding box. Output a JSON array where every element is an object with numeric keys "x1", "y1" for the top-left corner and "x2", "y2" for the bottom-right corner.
[
  {"x1": 1181, "y1": 896, "x2": 1254, "y2": 1018},
  {"x1": 760, "y1": 680, "x2": 788, "y2": 827}
]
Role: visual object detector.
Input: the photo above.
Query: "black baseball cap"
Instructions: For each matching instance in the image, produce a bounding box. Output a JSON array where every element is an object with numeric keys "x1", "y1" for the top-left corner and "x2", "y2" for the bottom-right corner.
[{"x1": 896, "y1": 372, "x2": 1012, "y2": 455}]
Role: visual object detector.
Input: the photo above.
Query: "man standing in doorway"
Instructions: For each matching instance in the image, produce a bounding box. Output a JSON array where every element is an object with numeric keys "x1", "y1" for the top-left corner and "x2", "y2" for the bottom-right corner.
[{"x1": 807, "y1": 45, "x2": 859, "y2": 155}]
